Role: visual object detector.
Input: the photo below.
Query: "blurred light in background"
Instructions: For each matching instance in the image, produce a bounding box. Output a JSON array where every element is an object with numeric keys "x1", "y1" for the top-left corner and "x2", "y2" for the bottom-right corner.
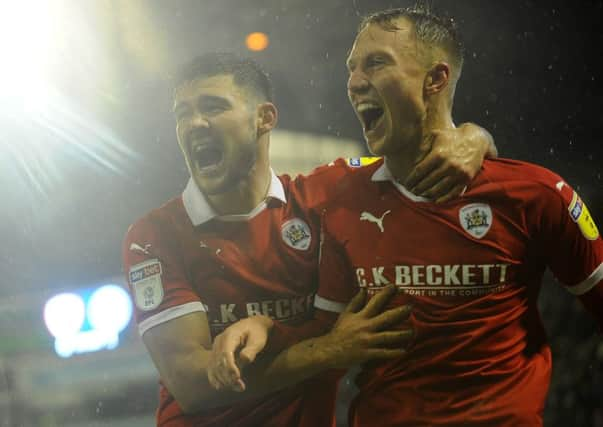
[
  {"x1": 0, "y1": 0, "x2": 59, "y2": 102},
  {"x1": 0, "y1": 0, "x2": 138, "y2": 199},
  {"x1": 43, "y1": 285, "x2": 133, "y2": 358},
  {"x1": 246, "y1": 32, "x2": 269, "y2": 51}
]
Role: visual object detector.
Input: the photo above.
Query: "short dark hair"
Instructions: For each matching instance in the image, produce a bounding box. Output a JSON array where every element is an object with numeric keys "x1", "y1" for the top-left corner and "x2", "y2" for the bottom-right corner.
[
  {"x1": 172, "y1": 52, "x2": 273, "y2": 102},
  {"x1": 359, "y1": 5, "x2": 464, "y2": 76}
]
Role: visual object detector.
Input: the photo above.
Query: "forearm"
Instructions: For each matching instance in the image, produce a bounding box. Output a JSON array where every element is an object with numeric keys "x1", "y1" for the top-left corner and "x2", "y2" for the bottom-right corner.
[
  {"x1": 241, "y1": 331, "x2": 337, "y2": 398},
  {"x1": 155, "y1": 346, "x2": 270, "y2": 413},
  {"x1": 478, "y1": 124, "x2": 497, "y2": 158},
  {"x1": 178, "y1": 316, "x2": 335, "y2": 411},
  {"x1": 460, "y1": 122, "x2": 497, "y2": 158}
]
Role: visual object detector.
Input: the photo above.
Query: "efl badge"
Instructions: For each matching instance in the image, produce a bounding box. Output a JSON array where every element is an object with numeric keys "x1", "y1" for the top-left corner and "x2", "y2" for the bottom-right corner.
[
  {"x1": 129, "y1": 259, "x2": 164, "y2": 311},
  {"x1": 281, "y1": 218, "x2": 312, "y2": 250},
  {"x1": 347, "y1": 157, "x2": 381, "y2": 167},
  {"x1": 459, "y1": 203, "x2": 492, "y2": 239},
  {"x1": 568, "y1": 191, "x2": 599, "y2": 240}
]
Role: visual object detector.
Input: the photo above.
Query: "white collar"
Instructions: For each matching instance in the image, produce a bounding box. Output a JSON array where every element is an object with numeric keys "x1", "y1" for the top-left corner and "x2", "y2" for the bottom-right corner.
[
  {"x1": 371, "y1": 162, "x2": 431, "y2": 203},
  {"x1": 182, "y1": 169, "x2": 286, "y2": 226}
]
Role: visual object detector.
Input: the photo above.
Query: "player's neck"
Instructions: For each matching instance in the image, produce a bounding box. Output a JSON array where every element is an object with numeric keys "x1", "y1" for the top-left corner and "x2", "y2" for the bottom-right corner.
[
  {"x1": 207, "y1": 147, "x2": 272, "y2": 216},
  {"x1": 386, "y1": 111, "x2": 455, "y2": 188}
]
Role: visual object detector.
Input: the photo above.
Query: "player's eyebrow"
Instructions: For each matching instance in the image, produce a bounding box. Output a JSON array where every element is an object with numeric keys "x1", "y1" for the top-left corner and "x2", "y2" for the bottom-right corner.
[{"x1": 172, "y1": 94, "x2": 230, "y2": 115}]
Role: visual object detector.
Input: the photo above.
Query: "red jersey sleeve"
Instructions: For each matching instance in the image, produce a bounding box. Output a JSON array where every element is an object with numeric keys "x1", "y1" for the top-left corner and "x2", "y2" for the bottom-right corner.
[
  {"x1": 289, "y1": 158, "x2": 354, "y2": 216},
  {"x1": 531, "y1": 173, "x2": 603, "y2": 329},
  {"x1": 122, "y1": 213, "x2": 205, "y2": 336},
  {"x1": 314, "y1": 224, "x2": 357, "y2": 314}
]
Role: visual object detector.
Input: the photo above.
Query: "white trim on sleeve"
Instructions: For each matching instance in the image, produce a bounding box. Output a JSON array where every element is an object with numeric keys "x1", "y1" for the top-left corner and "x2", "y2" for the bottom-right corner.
[
  {"x1": 138, "y1": 301, "x2": 207, "y2": 336},
  {"x1": 565, "y1": 262, "x2": 603, "y2": 296},
  {"x1": 314, "y1": 294, "x2": 347, "y2": 313}
]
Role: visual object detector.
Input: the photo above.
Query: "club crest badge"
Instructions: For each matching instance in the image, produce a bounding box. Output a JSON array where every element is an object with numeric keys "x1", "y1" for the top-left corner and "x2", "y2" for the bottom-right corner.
[
  {"x1": 129, "y1": 259, "x2": 164, "y2": 311},
  {"x1": 459, "y1": 203, "x2": 492, "y2": 239},
  {"x1": 281, "y1": 218, "x2": 312, "y2": 251}
]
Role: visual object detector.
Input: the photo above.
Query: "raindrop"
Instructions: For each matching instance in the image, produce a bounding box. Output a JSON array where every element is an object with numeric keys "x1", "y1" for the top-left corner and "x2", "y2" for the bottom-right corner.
[
  {"x1": 547, "y1": 64, "x2": 553, "y2": 70},
  {"x1": 472, "y1": 52, "x2": 477, "y2": 58}
]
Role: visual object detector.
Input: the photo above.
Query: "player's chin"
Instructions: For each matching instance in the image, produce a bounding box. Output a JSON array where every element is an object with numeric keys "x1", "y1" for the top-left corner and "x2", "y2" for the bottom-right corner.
[
  {"x1": 192, "y1": 170, "x2": 230, "y2": 195},
  {"x1": 364, "y1": 135, "x2": 386, "y2": 157}
]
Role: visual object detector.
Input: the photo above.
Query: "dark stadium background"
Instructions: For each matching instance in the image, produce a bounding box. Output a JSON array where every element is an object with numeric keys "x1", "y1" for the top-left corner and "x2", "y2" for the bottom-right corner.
[{"x1": 0, "y1": 1, "x2": 600, "y2": 426}]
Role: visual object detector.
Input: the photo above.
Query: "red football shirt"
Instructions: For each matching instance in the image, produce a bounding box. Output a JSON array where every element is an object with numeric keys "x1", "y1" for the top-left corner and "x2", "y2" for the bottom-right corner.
[
  {"x1": 123, "y1": 170, "x2": 342, "y2": 427},
  {"x1": 315, "y1": 158, "x2": 603, "y2": 427}
]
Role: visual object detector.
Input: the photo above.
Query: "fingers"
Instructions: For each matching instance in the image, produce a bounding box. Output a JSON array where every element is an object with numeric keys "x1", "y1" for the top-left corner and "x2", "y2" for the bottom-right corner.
[
  {"x1": 365, "y1": 348, "x2": 408, "y2": 360},
  {"x1": 435, "y1": 184, "x2": 467, "y2": 204},
  {"x1": 209, "y1": 351, "x2": 242, "y2": 390},
  {"x1": 360, "y1": 284, "x2": 397, "y2": 318},
  {"x1": 404, "y1": 153, "x2": 440, "y2": 190},
  {"x1": 207, "y1": 331, "x2": 245, "y2": 391},
  {"x1": 418, "y1": 175, "x2": 456, "y2": 201},
  {"x1": 344, "y1": 288, "x2": 367, "y2": 313},
  {"x1": 368, "y1": 305, "x2": 412, "y2": 331},
  {"x1": 238, "y1": 338, "x2": 267, "y2": 368},
  {"x1": 370, "y1": 329, "x2": 414, "y2": 346}
]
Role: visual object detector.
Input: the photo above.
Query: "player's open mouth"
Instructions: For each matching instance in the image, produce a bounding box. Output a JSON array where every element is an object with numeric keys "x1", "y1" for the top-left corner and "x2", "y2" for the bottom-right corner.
[
  {"x1": 357, "y1": 102, "x2": 384, "y2": 133},
  {"x1": 192, "y1": 143, "x2": 225, "y2": 174}
]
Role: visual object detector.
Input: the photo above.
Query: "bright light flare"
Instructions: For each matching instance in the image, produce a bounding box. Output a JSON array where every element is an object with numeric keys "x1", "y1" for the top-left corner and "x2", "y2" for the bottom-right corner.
[
  {"x1": 0, "y1": 1, "x2": 138, "y2": 198},
  {"x1": 43, "y1": 292, "x2": 86, "y2": 338},
  {"x1": 0, "y1": 0, "x2": 61, "y2": 101},
  {"x1": 87, "y1": 285, "x2": 133, "y2": 333}
]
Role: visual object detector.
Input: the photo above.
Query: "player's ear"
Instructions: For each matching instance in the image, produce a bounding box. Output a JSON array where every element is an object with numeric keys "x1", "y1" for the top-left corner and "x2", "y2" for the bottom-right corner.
[
  {"x1": 424, "y1": 62, "x2": 450, "y2": 95},
  {"x1": 256, "y1": 102, "x2": 278, "y2": 135}
]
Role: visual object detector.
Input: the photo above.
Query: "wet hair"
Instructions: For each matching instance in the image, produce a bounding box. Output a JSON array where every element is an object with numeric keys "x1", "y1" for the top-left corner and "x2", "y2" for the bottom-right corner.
[
  {"x1": 172, "y1": 52, "x2": 273, "y2": 102},
  {"x1": 359, "y1": 5, "x2": 464, "y2": 76}
]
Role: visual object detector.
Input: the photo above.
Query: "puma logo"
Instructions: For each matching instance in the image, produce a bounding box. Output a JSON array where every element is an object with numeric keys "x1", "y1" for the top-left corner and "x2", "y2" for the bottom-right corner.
[
  {"x1": 360, "y1": 210, "x2": 391, "y2": 233},
  {"x1": 130, "y1": 243, "x2": 152, "y2": 255}
]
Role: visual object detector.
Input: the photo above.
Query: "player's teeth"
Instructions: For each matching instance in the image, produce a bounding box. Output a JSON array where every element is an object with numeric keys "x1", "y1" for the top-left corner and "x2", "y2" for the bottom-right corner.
[{"x1": 357, "y1": 103, "x2": 380, "y2": 113}]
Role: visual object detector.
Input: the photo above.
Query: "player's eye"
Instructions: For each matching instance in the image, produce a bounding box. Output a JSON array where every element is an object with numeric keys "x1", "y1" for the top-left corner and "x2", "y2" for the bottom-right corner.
[
  {"x1": 367, "y1": 57, "x2": 386, "y2": 68},
  {"x1": 174, "y1": 108, "x2": 191, "y2": 121}
]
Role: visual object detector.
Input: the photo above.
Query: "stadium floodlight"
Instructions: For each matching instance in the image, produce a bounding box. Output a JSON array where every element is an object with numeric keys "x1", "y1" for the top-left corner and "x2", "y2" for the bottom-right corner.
[
  {"x1": 0, "y1": 0, "x2": 59, "y2": 103},
  {"x1": 43, "y1": 284, "x2": 134, "y2": 358},
  {"x1": 43, "y1": 292, "x2": 86, "y2": 339},
  {"x1": 87, "y1": 285, "x2": 133, "y2": 334}
]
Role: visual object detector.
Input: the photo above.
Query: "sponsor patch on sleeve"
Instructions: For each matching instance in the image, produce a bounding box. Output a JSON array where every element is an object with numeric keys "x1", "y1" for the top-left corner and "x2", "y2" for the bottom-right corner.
[
  {"x1": 129, "y1": 259, "x2": 164, "y2": 311},
  {"x1": 568, "y1": 191, "x2": 599, "y2": 240},
  {"x1": 347, "y1": 157, "x2": 380, "y2": 167}
]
